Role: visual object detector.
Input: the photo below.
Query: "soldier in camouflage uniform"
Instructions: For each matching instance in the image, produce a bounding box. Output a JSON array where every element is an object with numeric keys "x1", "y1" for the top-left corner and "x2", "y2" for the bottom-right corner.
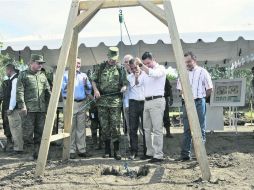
[
  {"x1": 16, "y1": 54, "x2": 51, "y2": 160},
  {"x1": 91, "y1": 47, "x2": 128, "y2": 160}
]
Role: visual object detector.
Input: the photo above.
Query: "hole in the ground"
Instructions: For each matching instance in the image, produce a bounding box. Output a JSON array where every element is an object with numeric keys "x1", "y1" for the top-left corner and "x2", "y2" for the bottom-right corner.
[{"x1": 101, "y1": 165, "x2": 150, "y2": 178}]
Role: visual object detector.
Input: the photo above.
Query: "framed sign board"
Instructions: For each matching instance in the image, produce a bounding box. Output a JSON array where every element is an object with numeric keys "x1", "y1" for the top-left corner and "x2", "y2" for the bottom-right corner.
[
  {"x1": 170, "y1": 80, "x2": 182, "y2": 107},
  {"x1": 210, "y1": 78, "x2": 246, "y2": 107}
]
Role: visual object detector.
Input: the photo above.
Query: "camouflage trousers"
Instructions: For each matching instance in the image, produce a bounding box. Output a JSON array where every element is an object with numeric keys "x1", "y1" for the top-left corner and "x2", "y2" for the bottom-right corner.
[
  {"x1": 22, "y1": 112, "x2": 46, "y2": 151},
  {"x1": 97, "y1": 106, "x2": 121, "y2": 142}
]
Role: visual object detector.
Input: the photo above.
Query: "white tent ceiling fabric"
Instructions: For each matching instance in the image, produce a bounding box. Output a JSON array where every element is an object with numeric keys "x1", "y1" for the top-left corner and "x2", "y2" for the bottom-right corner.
[{"x1": 2, "y1": 34, "x2": 254, "y2": 69}]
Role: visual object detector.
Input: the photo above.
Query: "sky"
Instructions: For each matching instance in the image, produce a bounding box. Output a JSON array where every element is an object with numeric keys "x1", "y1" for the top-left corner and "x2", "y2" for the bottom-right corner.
[{"x1": 1, "y1": 0, "x2": 254, "y2": 43}]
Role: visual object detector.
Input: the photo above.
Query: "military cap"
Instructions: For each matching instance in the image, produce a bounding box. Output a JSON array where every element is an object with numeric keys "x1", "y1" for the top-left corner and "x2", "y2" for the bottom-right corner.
[
  {"x1": 107, "y1": 47, "x2": 119, "y2": 61},
  {"x1": 30, "y1": 54, "x2": 45, "y2": 63}
]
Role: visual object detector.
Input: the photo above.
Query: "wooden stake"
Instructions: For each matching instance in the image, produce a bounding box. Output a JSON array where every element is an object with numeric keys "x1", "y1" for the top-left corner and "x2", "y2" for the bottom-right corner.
[
  {"x1": 35, "y1": 0, "x2": 80, "y2": 176},
  {"x1": 163, "y1": 0, "x2": 211, "y2": 180},
  {"x1": 62, "y1": 29, "x2": 79, "y2": 160}
]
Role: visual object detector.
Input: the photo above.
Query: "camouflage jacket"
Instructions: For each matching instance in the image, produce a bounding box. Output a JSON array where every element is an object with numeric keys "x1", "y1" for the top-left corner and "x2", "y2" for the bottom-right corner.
[
  {"x1": 91, "y1": 62, "x2": 128, "y2": 107},
  {"x1": 16, "y1": 69, "x2": 51, "y2": 112}
]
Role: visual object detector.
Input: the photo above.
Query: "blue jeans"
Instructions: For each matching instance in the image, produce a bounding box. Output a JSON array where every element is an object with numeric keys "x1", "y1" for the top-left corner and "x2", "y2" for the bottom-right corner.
[{"x1": 181, "y1": 98, "x2": 206, "y2": 158}]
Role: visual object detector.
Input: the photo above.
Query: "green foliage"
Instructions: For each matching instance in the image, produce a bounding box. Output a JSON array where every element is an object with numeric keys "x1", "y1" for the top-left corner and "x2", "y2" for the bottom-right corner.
[
  {"x1": 204, "y1": 64, "x2": 253, "y2": 99},
  {"x1": 0, "y1": 42, "x2": 28, "y2": 84},
  {"x1": 166, "y1": 74, "x2": 177, "y2": 81},
  {"x1": 204, "y1": 65, "x2": 232, "y2": 80},
  {"x1": 0, "y1": 52, "x2": 12, "y2": 82}
]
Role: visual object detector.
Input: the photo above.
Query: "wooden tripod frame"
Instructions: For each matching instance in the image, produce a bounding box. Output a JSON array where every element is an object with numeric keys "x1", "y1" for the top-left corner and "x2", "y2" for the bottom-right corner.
[{"x1": 35, "y1": 0, "x2": 211, "y2": 181}]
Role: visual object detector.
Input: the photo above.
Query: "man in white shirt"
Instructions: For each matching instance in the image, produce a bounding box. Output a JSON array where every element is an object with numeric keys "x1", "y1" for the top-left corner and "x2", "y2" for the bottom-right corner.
[
  {"x1": 139, "y1": 52, "x2": 166, "y2": 163},
  {"x1": 6, "y1": 64, "x2": 23, "y2": 153},
  {"x1": 127, "y1": 58, "x2": 146, "y2": 160},
  {"x1": 176, "y1": 51, "x2": 213, "y2": 161}
]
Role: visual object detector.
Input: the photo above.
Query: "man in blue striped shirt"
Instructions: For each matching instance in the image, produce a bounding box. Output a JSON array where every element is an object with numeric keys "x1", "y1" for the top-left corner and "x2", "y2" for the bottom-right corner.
[{"x1": 62, "y1": 57, "x2": 92, "y2": 159}]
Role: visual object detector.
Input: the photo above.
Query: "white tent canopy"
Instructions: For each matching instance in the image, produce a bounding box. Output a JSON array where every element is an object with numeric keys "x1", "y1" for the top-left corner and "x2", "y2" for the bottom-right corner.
[{"x1": 2, "y1": 31, "x2": 254, "y2": 70}]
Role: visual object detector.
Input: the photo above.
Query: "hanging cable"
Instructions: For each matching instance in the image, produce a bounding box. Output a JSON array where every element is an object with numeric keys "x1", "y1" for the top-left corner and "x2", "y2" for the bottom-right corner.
[
  {"x1": 119, "y1": 9, "x2": 123, "y2": 43},
  {"x1": 118, "y1": 8, "x2": 135, "y2": 57}
]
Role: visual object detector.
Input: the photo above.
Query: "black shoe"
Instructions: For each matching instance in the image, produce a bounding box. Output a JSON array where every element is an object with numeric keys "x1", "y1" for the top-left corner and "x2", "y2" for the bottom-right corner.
[
  {"x1": 148, "y1": 158, "x2": 164, "y2": 163},
  {"x1": 140, "y1": 155, "x2": 153, "y2": 160},
  {"x1": 70, "y1": 153, "x2": 76, "y2": 159},
  {"x1": 78, "y1": 152, "x2": 92, "y2": 158},
  {"x1": 174, "y1": 157, "x2": 191, "y2": 162}
]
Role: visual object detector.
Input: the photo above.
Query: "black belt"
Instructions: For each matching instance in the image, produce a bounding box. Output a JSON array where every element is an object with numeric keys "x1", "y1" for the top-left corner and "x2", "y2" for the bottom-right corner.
[
  {"x1": 145, "y1": 95, "x2": 163, "y2": 101},
  {"x1": 63, "y1": 97, "x2": 85, "y2": 102},
  {"x1": 129, "y1": 99, "x2": 145, "y2": 102}
]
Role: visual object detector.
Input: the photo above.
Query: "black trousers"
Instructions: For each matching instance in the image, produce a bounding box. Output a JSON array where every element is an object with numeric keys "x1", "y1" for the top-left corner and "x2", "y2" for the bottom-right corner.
[
  {"x1": 2, "y1": 110, "x2": 12, "y2": 139},
  {"x1": 129, "y1": 99, "x2": 146, "y2": 155},
  {"x1": 163, "y1": 97, "x2": 171, "y2": 132}
]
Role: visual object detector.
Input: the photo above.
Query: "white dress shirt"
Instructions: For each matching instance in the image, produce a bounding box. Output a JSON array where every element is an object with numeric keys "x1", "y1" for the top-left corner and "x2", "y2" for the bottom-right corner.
[
  {"x1": 127, "y1": 71, "x2": 145, "y2": 101},
  {"x1": 176, "y1": 65, "x2": 213, "y2": 99},
  {"x1": 139, "y1": 63, "x2": 166, "y2": 97},
  {"x1": 9, "y1": 73, "x2": 18, "y2": 110},
  {"x1": 123, "y1": 86, "x2": 130, "y2": 108}
]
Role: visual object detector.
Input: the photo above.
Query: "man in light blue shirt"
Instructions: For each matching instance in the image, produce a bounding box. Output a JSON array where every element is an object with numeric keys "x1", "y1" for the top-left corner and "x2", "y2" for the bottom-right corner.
[{"x1": 62, "y1": 57, "x2": 92, "y2": 159}]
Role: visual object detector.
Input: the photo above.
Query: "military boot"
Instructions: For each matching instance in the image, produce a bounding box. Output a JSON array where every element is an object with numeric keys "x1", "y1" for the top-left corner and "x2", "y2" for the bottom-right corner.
[
  {"x1": 102, "y1": 140, "x2": 111, "y2": 158},
  {"x1": 113, "y1": 141, "x2": 121, "y2": 160}
]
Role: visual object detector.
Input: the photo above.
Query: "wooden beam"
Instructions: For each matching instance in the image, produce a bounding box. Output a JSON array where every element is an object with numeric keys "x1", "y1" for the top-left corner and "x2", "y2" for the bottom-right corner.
[
  {"x1": 35, "y1": 0, "x2": 80, "y2": 177},
  {"x1": 163, "y1": 0, "x2": 211, "y2": 181},
  {"x1": 74, "y1": 0, "x2": 104, "y2": 32},
  {"x1": 62, "y1": 29, "x2": 79, "y2": 160},
  {"x1": 79, "y1": 0, "x2": 163, "y2": 10},
  {"x1": 50, "y1": 133, "x2": 70, "y2": 142},
  {"x1": 138, "y1": 0, "x2": 167, "y2": 26}
]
